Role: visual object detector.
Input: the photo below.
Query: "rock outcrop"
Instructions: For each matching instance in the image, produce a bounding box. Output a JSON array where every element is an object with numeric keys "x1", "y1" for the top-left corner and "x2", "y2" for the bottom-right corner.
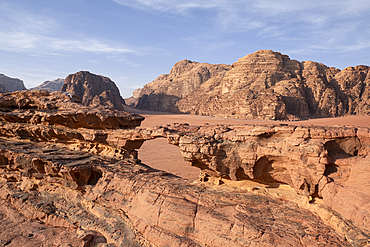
[
  {"x1": 134, "y1": 50, "x2": 370, "y2": 120},
  {"x1": 31, "y1": 78, "x2": 65, "y2": 91},
  {"x1": 125, "y1": 88, "x2": 142, "y2": 106},
  {"x1": 135, "y1": 60, "x2": 231, "y2": 112},
  {"x1": 0, "y1": 74, "x2": 26, "y2": 92},
  {"x1": 61, "y1": 71, "x2": 126, "y2": 111},
  {"x1": 0, "y1": 84, "x2": 7, "y2": 93},
  {"x1": 0, "y1": 90, "x2": 369, "y2": 246}
]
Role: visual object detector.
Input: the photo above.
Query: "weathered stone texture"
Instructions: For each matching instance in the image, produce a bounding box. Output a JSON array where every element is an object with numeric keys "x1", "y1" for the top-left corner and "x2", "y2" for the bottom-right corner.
[
  {"x1": 0, "y1": 90, "x2": 369, "y2": 246},
  {"x1": 61, "y1": 71, "x2": 126, "y2": 111},
  {"x1": 134, "y1": 50, "x2": 370, "y2": 120}
]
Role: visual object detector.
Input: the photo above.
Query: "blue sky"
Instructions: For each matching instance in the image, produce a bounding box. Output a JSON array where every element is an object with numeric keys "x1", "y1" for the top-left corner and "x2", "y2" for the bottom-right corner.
[{"x1": 1, "y1": 0, "x2": 370, "y2": 97}]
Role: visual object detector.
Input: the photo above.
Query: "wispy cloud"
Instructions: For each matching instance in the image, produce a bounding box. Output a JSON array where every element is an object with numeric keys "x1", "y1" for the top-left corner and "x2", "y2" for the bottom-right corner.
[
  {"x1": 0, "y1": 2, "x2": 136, "y2": 56},
  {"x1": 113, "y1": 0, "x2": 370, "y2": 54}
]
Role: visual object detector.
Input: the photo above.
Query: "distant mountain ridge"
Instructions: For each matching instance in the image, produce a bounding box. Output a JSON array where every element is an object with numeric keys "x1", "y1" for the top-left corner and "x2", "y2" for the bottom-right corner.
[
  {"x1": 0, "y1": 74, "x2": 26, "y2": 92},
  {"x1": 31, "y1": 78, "x2": 65, "y2": 92},
  {"x1": 133, "y1": 50, "x2": 370, "y2": 120}
]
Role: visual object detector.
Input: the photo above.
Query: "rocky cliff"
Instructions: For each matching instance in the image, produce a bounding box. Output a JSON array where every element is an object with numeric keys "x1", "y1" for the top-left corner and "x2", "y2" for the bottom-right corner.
[
  {"x1": 135, "y1": 60, "x2": 231, "y2": 112},
  {"x1": 31, "y1": 78, "x2": 65, "y2": 91},
  {"x1": 134, "y1": 50, "x2": 370, "y2": 120},
  {"x1": 61, "y1": 71, "x2": 126, "y2": 111},
  {"x1": 0, "y1": 90, "x2": 369, "y2": 246},
  {"x1": 0, "y1": 74, "x2": 26, "y2": 92}
]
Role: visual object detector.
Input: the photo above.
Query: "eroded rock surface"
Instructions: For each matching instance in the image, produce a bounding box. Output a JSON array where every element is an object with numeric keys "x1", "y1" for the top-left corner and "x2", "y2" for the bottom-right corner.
[
  {"x1": 0, "y1": 90, "x2": 144, "y2": 130},
  {"x1": 0, "y1": 90, "x2": 369, "y2": 246},
  {"x1": 61, "y1": 71, "x2": 126, "y2": 111},
  {"x1": 0, "y1": 138, "x2": 351, "y2": 247},
  {"x1": 135, "y1": 60, "x2": 231, "y2": 112},
  {"x1": 134, "y1": 50, "x2": 370, "y2": 120}
]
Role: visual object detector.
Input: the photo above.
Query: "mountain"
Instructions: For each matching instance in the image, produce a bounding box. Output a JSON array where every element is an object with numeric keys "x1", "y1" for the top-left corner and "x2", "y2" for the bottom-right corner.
[
  {"x1": 0, "y1": 73, "x2": 26, "y2": 92},
  {"x1": 133, "y1": 50, "x2": 370, "y2": 120},
  {"x1": 60, "y1": 71, "x2": 126, "y2": 111},
  {"x1": 124, "y1": 88, "x2": 142, "y2": 106},
  {"x1": 135, "y1": 59, "x2": 231, "y2": 112},
  {"x1": 31, "y1": 78, "x2": 65, "y2": 91}
]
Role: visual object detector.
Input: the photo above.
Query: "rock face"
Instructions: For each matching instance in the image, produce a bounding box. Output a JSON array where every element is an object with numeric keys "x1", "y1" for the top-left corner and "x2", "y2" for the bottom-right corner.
[
  {"x1": 0, "y1": 90, "x2": 369, "y2": 246},
  {"x1": 135, "y1": 60, "x2": 231, "y2": 112},
  {"x1": 0, "y1": 84, "x2": 7, "y2": 93},
  {"x1": 134, "y1": 50, "x2": 370, "y2": 120},
  {"x1": 0, "y1": 74, "x2": 26, "y2": 92},
  {"x1": 61, "y1": 71, "x2": 126, "y2": 110},
  {"x1": 31, "y1": 78, "x2": 65, "y2": 91},
  {"x1": 125, "y1": 88, "x2": 142, "y2": 106}
]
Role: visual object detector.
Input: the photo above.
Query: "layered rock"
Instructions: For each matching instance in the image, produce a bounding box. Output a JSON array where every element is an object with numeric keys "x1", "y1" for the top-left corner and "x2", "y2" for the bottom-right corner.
[
  {"x1": 61, "y1": 71, "x2": 126, "y2": 110},
  {"x1": 135, "y1": 60, "x2": 231, "y2": 112},
  {"x1": 31, "y1": 78, "x2": 65, "y2": 91},
  {"x1": 0, "y1": 73, "x2": 26, "y2": 92},
  {"x1": 134, "y1": 50, "x2": 370, "y2": 120},
  {"x1": 0, "y1": 90, "x2": 369, "y2": 246},
  {"x1": 0, "y1": 138, "x2": 351, "y2": 247},
  {"x1": 0, "y1": 90, "x2": 144, "y2": 130}
]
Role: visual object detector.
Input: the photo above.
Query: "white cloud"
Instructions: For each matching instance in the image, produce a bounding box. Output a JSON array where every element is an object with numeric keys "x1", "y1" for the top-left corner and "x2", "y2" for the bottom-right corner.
[
  {"x1": 0, "y1": 2, "x2": 136, "y2": 56},
  {"x1": 0, "y1": 30, "x2": 136, "y2": 55}
]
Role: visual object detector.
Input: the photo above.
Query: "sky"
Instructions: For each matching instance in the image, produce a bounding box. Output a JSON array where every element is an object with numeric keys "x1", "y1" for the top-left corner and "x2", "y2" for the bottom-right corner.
[{"x1": 1, "y1": 0, "x2": 370, "y2": 98}]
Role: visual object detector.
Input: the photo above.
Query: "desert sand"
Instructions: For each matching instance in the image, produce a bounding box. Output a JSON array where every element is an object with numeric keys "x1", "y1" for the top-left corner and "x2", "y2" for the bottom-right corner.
[{"x1": 126, "y1": 106, "x2": 370, "y2": 181}]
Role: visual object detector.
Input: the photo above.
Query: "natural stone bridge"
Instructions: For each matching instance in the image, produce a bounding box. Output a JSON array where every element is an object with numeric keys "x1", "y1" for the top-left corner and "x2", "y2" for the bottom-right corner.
[{"x1": 0, "y1": 90, "x2": 369, "y2": 246}]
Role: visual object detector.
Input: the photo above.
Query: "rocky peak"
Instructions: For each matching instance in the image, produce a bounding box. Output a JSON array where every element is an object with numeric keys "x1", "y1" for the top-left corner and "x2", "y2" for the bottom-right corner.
[
  {"x1": 0, "y1": 73, "x2": 27, "y2": 92},
  {"x1": 134, "y1": 50, "x2": 370, "y2": 120},
  {"x1": 60, "y1": 71, "x2": 126, "y2": 111},
  {"x1": 31, "y1": 78, "x2": 65, "y2": 92},
  {"x1": 135, "y1": 60, "x2": 231, "y2": 112}
]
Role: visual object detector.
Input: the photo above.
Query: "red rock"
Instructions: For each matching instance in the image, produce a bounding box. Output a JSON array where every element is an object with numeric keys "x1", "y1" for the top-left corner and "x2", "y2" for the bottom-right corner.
[
  {"x1": 61, "y1": 71, "x2": 126, "y2": 111},
  {"x1": 133, "y1": 50, "x2": 370, "y2": 120}
]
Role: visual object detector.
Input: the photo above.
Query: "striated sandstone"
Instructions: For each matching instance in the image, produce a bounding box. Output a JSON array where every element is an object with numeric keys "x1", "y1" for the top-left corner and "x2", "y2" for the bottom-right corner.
[
  {"x1": 61, "y1": 71, "x2": 126, "y2": 111},
  {"x1": 0, "y1": 90, "x2": 369, "y2": 246},
  {"x1": 134, "y1": 50, "x2": 370, "y2": 120},
  {"x1": 0, "y1": 138, "x2": 351, "y2": 247},
  {"x1": 0, "y1": 90, "x2": 144, "y2": 130},
  {"x1": 135, "y1": 60, "x2": 231, "y2": 112}
]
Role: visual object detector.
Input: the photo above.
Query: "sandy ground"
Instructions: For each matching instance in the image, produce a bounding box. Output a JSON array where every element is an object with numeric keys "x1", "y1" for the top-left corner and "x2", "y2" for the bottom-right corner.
[{"x1": 125, "y1": 106, "x2": 370, "y2": 181}]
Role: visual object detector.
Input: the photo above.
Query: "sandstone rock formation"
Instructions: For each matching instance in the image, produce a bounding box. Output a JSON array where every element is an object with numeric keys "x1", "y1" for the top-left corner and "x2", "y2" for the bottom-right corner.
[
  {"x1": 125, "y1": 88, "x2": 142, "y2": 106},
  {"x1": 134, "y1": 50, "x2": 370, "y2": 120},
  {"x1": 61, "y1": 71, "x2": 126, "y2": 111},
  {"x1": 135, "y1": 60, "x2": 231, "y2": 112},
  {"x1": 1, "y1": 90, "x2": 366, "y2": 246},
  {"x1": 0, "y1": 73, "x2": 26, "y2": 92},
  {"x1": 31, "y1": 78, "x2": 65, "y2": 91}
]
